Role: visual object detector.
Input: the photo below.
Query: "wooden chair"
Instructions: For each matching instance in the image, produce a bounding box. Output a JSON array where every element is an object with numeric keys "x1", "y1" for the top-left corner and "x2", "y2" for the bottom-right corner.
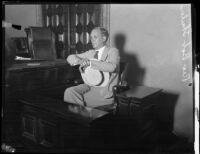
[
  {"x1": 11, "y1": 37, "x2": 30, "y2": 58},
  {"x1": 25, "y1": 27, "x2": 57, "y2": 60},
  {"x1": 94, "y1": 61, "x2": 129, "y2": 113}
]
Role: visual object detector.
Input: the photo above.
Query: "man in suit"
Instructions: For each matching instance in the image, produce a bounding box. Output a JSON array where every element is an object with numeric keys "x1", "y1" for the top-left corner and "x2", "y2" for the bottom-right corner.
[{"x1": 64, "y1": 27, "x2": 120, "y2": 107}]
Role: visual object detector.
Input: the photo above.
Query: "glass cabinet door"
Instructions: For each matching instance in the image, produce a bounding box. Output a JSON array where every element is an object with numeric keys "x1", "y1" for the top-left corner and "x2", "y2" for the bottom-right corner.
[{"x1": 42, "y1": 4, "x2": 101, "y2": 58}]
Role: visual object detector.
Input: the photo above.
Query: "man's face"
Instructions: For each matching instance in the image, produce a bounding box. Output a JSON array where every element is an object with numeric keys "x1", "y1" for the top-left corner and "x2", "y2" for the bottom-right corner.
[{"x1": 90, "y1": 29, "x2": 106, "y2": 50}]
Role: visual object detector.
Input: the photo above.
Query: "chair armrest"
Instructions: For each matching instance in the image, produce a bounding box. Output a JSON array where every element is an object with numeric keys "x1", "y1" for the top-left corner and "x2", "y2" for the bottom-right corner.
[
  {"x1": 112, "y1": 85, "x2": 129, "y2": 115},
  {"x1": 112, "y1": 85, "x2": 130, "y2": 96}
]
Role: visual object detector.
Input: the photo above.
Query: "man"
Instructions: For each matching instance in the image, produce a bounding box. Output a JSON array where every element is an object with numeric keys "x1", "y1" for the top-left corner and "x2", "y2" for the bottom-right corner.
[{"x1": 64, "y1": 27, "x2": 120, "y2": 107}]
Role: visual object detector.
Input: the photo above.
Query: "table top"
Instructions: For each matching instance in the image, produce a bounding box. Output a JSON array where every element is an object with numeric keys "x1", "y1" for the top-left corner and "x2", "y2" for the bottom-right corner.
[
  {"x1": 8, "y1": 59, "x2": 69, "y2": 72},
  {"x1": 117, "y1": 86, "x2": 162, "y2": 100},
  {"x1": 19, "y1": 94, "x2": 109, "y2": 125}
]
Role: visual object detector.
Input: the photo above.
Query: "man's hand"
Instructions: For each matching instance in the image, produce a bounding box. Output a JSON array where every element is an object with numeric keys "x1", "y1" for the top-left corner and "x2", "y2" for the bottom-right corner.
[
  {"x1": 80, "y1": 59, "x2": 90, "y2": 67},
  {"x1": 79, "y1": 59, "x2": 90, "y2": 73}
]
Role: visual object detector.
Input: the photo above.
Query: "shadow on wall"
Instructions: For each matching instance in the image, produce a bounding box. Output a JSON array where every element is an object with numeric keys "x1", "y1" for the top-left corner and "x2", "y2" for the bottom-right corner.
[
  {"x1": 114, "y1": 33, "x2": 145, "y2": 87},
  {"x1": 114, "y1": 33, "x2": 185, "y2": 146}
]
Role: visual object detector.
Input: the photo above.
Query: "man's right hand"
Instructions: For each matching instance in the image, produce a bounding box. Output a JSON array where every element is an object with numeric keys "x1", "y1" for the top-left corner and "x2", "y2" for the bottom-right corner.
[
  {"x1": 67, "y1": 50, "x2": 94, "y2": 66},
  {"x1": 68, "y1": 55, "x2": 85, "y2": 66},
  {"x1": 76, "y1": 58, "x2": 86, "y2": 65}
]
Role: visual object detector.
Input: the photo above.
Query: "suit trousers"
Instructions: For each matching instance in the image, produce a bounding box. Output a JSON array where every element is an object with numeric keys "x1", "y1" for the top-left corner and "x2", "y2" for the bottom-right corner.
[
  {"x1": 64, "y1": 84, "x2": 114, "y2": 107},
  {"x1": 64, "y1": 84, "x2": 90, "y2": 106}
]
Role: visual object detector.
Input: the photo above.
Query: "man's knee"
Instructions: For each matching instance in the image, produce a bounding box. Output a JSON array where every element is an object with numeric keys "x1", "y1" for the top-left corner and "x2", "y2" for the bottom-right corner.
[
  {"x1": 64, "y1": 87, "x2": 75, "y2": 98},
  {"x1": 64, "y1": 86, "x2": 85, "y2": 106},
  {"x1": 63, "y1": 85, "x2": 90, "y2": 105}
]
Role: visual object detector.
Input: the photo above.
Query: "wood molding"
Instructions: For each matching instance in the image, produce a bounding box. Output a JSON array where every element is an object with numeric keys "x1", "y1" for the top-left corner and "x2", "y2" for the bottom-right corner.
[
  {"x1": 35, "y1": 5, "x2": 43, "y2": 27},
  {"x1": 100, "y1": 4, "x2": 110, "y2": 46}
]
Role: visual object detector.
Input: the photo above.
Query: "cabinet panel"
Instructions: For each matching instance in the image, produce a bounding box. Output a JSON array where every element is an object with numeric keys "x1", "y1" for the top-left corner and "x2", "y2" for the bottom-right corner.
[
  {"x1": 21, "y1": 114, "x2": 37, "y2": 143},
  {"x1": 9, "y1": 68, "x2": 59, "y2": 92},
  {"x1": 60, "y1": 120, "x2": 90, "y2": 148},
  {"x1": 38, "y1": 119, "x2": 57, "y2": 147},
  {"x1": 21, "y1": 105, "x2": 59, "y2": 148}
]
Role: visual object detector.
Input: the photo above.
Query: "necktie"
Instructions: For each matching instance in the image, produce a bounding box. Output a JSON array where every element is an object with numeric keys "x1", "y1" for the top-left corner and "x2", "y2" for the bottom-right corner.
[{"x1": 94, "y1": 51, "x2": 99, "y2": 59}]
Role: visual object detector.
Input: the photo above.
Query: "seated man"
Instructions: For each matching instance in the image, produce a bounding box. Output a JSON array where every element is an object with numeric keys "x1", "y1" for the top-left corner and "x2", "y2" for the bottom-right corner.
[{"x1": 64, "y1": 27, "x2": 120, "y2": 108}]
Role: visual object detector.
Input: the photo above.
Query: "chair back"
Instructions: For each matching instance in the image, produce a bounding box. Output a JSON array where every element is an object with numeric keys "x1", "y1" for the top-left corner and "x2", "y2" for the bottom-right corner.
[
  {"x1": 94, "y1": 61, "x2": 129, "y2": 112},
  {"x1": 25, "y1": 27, "x2": 57, "y2": 60},
  {"x1": 119, "y1": 61, "x2": 128, "y2": 86},
  {"x1": 11, "y1": 37, "x2": 29, "y2": 57}
]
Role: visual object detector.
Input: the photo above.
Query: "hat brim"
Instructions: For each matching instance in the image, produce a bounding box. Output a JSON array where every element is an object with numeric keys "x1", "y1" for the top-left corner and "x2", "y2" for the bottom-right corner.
[{"x1": 81, "y1": 67, "x2": 109, "y2": 87}]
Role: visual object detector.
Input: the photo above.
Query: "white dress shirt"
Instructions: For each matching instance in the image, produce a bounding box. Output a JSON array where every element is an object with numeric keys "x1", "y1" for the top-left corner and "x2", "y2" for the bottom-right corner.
[
  {"x1": 96, "y1": 46, "x2": 105, "y2": 60},
  {"x1": 89, "y1": 46, "x2": 105, "y2": 67}
]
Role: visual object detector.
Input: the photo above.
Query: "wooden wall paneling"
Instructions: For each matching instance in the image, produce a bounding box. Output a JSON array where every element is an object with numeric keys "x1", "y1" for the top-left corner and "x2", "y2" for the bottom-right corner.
[{"x1": 99, "y1": 4, "x2": 110, "y2": 45}]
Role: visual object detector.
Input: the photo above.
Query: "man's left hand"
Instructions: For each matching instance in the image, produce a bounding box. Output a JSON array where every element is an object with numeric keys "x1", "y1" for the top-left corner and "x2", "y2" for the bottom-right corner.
[
  {"x1": 79, "y1": 59, "x2": 90, "y2": 73},
  {"x1": 80, "y1": 59, "x2": 90, "y2": 67}
]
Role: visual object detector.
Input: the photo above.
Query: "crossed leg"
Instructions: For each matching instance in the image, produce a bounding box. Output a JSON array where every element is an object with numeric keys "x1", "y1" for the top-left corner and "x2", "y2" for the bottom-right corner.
[{"x1": 64, "y1": 84, "x2": 91, "y2": 106}]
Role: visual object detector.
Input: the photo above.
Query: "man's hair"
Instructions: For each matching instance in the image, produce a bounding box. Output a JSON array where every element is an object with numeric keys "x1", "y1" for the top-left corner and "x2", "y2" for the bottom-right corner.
[{"x1": 93, "y1": 27, "x2": 109, "y2": 42}]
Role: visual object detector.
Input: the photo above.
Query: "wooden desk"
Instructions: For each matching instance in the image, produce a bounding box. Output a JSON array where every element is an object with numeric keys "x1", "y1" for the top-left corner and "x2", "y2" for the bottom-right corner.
[
  {"x1": 7, "y1": 59, "x2": 81, "y2": 92},
  {"x1": 3, "y1": 59, "x2": 82, "y2": 151},
  {"x1": 19, "y1": 94, "x2": 110, "y2": 152}
]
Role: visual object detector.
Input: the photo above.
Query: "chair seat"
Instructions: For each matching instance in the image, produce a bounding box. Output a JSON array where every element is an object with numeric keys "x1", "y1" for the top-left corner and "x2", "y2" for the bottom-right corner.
[{"x1": 94, "y1": 104, "x2": 116, "y2": 112}]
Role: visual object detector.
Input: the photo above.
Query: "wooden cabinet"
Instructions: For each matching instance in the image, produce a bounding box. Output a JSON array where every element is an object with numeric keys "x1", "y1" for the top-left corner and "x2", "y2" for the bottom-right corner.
[
  {"x1": 42, "y1": 4, "x2": 101, "y2": 57},
  {"x1": 21, "y1": 114, "x2": 37, "y2": 143},
  {"x1": 115, "y1": 86, "x2": 163, "y2": 147}
]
